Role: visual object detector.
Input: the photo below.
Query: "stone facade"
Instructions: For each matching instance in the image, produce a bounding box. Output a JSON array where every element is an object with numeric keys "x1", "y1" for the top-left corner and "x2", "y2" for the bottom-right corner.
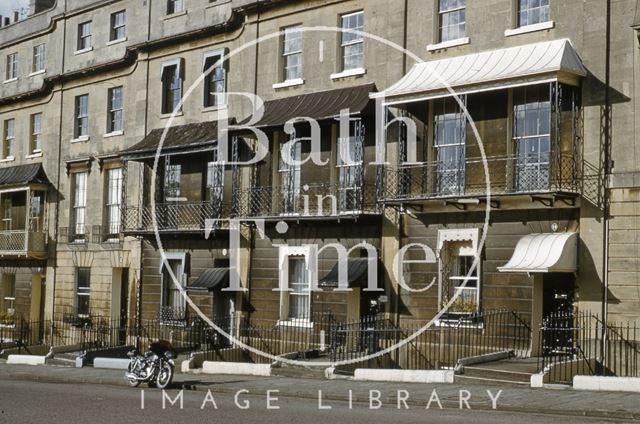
[{"x1": 0, "y1": 0, "x2": 638, "y2": 341}]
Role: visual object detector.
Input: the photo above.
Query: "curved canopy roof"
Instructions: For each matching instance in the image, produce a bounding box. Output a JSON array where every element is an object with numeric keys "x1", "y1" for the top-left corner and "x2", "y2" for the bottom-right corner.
[
  {"x1": 0, "y1": 163, "x2": 49, "y2": 187},
  {"x1": 373, "y1": 39, "x2": 587, "y2": 105},
  {"x1": 498, "y1": 232, "x2": 577, "y2": 273}
]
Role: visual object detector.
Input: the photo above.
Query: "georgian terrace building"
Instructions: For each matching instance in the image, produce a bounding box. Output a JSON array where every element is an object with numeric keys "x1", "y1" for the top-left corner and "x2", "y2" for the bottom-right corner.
[{"x1": 0, "y1": 0, "x2": 638, "y2": 361}]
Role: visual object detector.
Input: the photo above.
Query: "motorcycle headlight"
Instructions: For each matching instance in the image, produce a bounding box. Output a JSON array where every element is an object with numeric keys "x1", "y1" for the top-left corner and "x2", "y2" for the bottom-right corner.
[{"x1": 165, "y1": 351, "x2": 174, "y2": 359}]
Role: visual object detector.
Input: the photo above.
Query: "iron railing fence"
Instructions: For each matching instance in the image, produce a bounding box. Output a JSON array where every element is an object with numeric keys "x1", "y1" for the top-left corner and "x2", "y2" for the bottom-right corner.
[
  {"x1": 379, "y1": 153, "x2": 583, "y2": 202},
  {"x1": 537, "y1": 311, "x2": 640, "y2": 384},
  {"x1": 233, "y1": 182, "x2": 380, "y2": 219},
  {"x1": 122, "y1": 200, "x2": 233, "y2": 233},
  {"x1": 197, "y1": 313, "x2": 338, "y2": 364},
  {"x1": 329, "y1": 310, "x2": 532, "y2": 370}
]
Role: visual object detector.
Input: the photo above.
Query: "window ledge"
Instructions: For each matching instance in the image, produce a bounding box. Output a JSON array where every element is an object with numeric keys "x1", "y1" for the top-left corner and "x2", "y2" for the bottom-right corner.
[
  {"x1": 505, "y1": 21, "x2": 555, "y2": 37},
  {"x1": 276, "y1": 319, "x2": 313, "y2": 329},
  {"x1": 106, "y1": 37, "x2": 128, "y2": 46},
  {"x1": 330, "y1": 67, "x2": 366, "y2": 80},
  {"x1": 103, "y1": 130, "x2": 124, "y2": 138},
  {"x1": 26, "y1": 152, "x2": 43, "y2": 159},
  {"x1": 29, "y1": 70, "x2": 45, "y2": 77},
  {"x1": 0, "y1": 156, "x2": 15, "y2": 163},
  {"x1": 273, "y1": 78, "x2": 305, "y2": 89},
  {"x1": 427, "y1": 37, "x2": 470, "y2": 52},
  {"x1": 160, "y1": 111, "x2": 184, "y2": 119},
  {"x1": 164, "y1": 10, "x2": 187, "y2": 20},
  {"x1": 74, "y1": 47, "x2": 93, "y2": 55},
  {"x1": 3, "y1": 78, "x2": 17, "y2": 84},
  {"x1": 202, "y1": 104, "x2": 228, "y2": 113},
  {"x1": 71, "y1": 136, "x2": 90, "y2": 143}
]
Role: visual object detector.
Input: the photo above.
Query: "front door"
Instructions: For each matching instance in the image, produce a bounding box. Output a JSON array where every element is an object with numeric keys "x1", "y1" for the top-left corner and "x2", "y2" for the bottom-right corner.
[
  {"x1": 119, "y1": 268, "x2": 129, "y2": 345},
  {"x1": 542, "y1": 273, "x2": 575, "y2": 354}
]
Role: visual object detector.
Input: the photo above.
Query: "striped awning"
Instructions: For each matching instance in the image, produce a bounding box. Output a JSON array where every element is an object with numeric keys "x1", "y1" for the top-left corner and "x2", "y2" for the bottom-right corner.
[
  {"x1": 188, "y1": 268, "x2": 229, "y2": 291},
  {"x1": 373, "y1": 39, "x2": 587, "y2": 105},
  {"x1": 498, "y1": 232, "x2": 578, "y2": 273},
  {"x1": 319, "y1": 258, "x2": 372, "y2": 288}
]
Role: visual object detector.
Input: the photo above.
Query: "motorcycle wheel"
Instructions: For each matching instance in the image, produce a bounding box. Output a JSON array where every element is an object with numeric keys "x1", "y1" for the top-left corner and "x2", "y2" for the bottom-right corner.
[
  {"x1": 126, "y1": 363, "x2": 141, "y2": 388},
  {"x1": 155, "y1": 362, "x2": 174, "y2": 389}
]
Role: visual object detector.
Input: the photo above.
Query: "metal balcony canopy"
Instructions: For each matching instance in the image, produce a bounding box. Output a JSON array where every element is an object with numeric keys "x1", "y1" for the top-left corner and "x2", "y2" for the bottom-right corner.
[
  {"x1": 373, "y1": 39, "x2": 587, "y2": 105},
  {"x1": 123, "y1": 121, "x2": 223, "y2": 160},
  {"x1": 319, "y1": 257, "x2": 371, "y2": 288},
  {"x1": 188, "y1": 267, "x2": 230, "y2": 291},
  {"x1": 498, "y1": 232, "x2": 577, "y2": 273},
  {"x1": 0, "y1": 163, "x2": 49, "y2": 187},
  {"x1": 238, "y1": 83, "x2": 376, "y2": 129}
]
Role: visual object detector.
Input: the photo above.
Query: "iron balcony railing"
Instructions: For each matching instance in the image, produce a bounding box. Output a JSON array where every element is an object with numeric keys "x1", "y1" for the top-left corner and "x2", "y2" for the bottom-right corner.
[
  {"x1": 0, "y1": 229, "x2": 47, "y2": 256},
  {"x1": 233, "y1": 182, "x2": 380, "y2": 219},
  {"x1": 122, "y1": 200, "x2": 232, "y2": 233},
  {"x1": 379, "y1": 153, "x2": 583, "y2": 202}
]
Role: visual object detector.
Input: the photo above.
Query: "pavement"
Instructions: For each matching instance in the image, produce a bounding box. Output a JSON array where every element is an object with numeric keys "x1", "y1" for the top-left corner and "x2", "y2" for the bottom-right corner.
[{"x1": 1, "y1": 361, "x2": 640, "y2": 421}]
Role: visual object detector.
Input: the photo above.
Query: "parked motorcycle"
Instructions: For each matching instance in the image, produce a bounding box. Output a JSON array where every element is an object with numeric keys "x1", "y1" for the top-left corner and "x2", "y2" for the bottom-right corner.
[{"x1": 125, "y1": 340, "x2": 176, "y2": 389}]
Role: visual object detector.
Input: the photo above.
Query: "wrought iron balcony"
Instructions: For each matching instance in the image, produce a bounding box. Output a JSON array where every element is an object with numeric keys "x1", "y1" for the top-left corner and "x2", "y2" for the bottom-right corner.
[
  {"x1": 378, "y1": 153, "x2": 586, "y2": 203},
  {"x1": 122, "y1": 200, "x2": 232, "y2": 234},
  {"x1": 233, "y1": 182, "x2": 380, "y2": 219},
  {"x1": 0, "y1": 229, "x2": 47, "y2": 257}
]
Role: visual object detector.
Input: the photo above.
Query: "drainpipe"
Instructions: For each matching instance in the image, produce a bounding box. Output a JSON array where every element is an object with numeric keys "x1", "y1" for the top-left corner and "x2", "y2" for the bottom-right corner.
[
  {"x1": 246, "y1": 8, "x2": 261, "y2": 322},
  {"x1": 600, "y1": 0, "x2": 612, "y2": 369},
  {"x1": 50, "y1": 0, "x2": 68, "y2": 340}
]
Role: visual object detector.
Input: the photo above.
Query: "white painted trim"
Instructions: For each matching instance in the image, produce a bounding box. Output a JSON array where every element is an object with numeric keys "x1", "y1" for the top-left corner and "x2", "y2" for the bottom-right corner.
[
  {"x1": 93, "y1": 358, "x2": 130, "y2": 369},
  {"x1": 160, "y1": 111, "x2": 183, "y2": 119},
  {"x1": 273, "y1": 78, "x2": 305, "y2": 89},
  {"x1": 201, "y1": 361, "x2": 272, "y2": 376},
  {"x1": 74, "y1": 47, "x2": 93, "y2": 55},
  {"x1": 26, "y1": 152, "x2": 43, "y2": 159},
  {"x1": 70, "y1": 135, "x2": 90, "y2": 143},
  {"x1": 354, "y1": 369, "x2": 454, "y2": 383},
  {"x1": 103, "y1": 130, "x2": 124, "y2": 138},
  {"x1": 202, "y1": 104, "x2": 228, "y2": 113},
  {"x1": 427, "y1": 37, "x2": 470, "y2": 52},
  {"x1": 7, "y1": 355, "x2": 46, "y2": 365},
  {"x1": 0, "y1": 156, "x2": 15, "y2": 163},
  {"x1": 276, "y1": 319, "x2": 313, "y2": 329},
  {"x1": 3, "y1": 78, "x2": 17, "y2": 84},
  {"x1": 574, "y1": 376, "x2": 640, "y2": 392},
  {"x1": 164, "y1": 10, "x2": 188, "y2": 20},
  {"x1": 330, "y1": 67, "x2": 366, "y2": 80},
  {"x1": 28, "y1": 70, "x2": 45, "y2": 77},
  {"x1": 160, "y1": 58, "x2": 182, "y2": 79},
  {"x1": 505, "y1": 21, "x2": 555, "y2": 37},
  {"x1": 106, "y1": 37, "x2": 128, "y2": 46}
]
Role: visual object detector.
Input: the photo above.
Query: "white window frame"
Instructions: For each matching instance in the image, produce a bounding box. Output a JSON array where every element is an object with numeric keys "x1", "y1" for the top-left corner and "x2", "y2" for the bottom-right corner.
[
  {"x1": 110, "y1": 10, "x2": 126, "y2": 42},
  {"x1": 30, "y1": 113, "x2": 42, "y2": 154},
  {"x1": 105, "y1": 167, "x2": 123, "y2": 240},
  {"x1": 517, "y1": 0, "x2": 550, "y2": 27},
  {"x1": 72, "y1": 171, "x2": 88, "y2": 241},
  {"x1": 74, "y1": 94, "x2": 89, "y2": 139},
  {"x1": 32, "y1": 44, "x2": 45, "y2": 74},
  {"x1": 436, "y1": 228, "x2": 481, "y2": 316},
  {"x1": 2, "y1": 274, "x2": 16, "y2": 314},
  {"x1": 281, "y1": 25, "x2": 303, "y2": 82},
  {"x1": 277, "y1": 245, "x2": 315, "y2": 327},
  {"x1": 159, "y1": 252, "x2": 188, "y2": 323},
  {"x1": 339, "y1": 11, "x2": 364, "y2": 73},
  {"x1": 3, "y1": 119, "x2": 15, "y2": 160},
  {"x1": 5, "y1": 53, "x2": 17, "y2": 81},
  {"x1": 107, "y1": 86, "x2": 124, "y2": 134},
  {"x1": 438, "y1": 0, "x2": 466, "y2": 43},
  {"x1": 77, "y1": 21, "x2": 92, "y2": 52},
  {"x1": 167, "y1": 0, "x2": 185, "y2": 15},
  {"x1": 160, "y1": 59, "x2": 183, "y2": 114},
  {"x1": 202, "y1": 49, "x2": 227, "y2": 108},
  {"x1": 75, "y1": 268, "x2": 91, "y2": 317}
]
